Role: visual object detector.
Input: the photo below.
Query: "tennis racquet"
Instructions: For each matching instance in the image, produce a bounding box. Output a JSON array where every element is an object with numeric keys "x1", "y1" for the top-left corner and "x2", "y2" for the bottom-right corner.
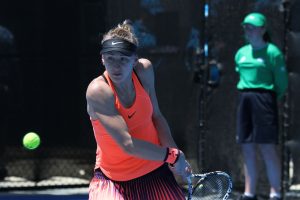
[{"x1": 187, "y1": 171, "x2": 233, "y2": 200}]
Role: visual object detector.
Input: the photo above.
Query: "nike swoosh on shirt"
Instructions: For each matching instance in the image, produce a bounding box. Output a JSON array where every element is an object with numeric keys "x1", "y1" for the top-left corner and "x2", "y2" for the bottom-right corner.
[{"x1": 128, "y1": 111, "x2": 136, "y2": 119}]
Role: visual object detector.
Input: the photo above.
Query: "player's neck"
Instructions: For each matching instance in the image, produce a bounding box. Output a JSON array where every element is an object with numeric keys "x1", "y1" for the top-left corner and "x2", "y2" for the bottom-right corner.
[{"x1": 114, "y1": 75, "x2": 133, "y2": 92}]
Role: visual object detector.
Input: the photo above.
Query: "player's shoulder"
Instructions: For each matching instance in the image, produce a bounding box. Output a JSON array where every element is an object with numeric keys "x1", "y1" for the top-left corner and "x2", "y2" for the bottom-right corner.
[
  {"x1": 134, "y1": 58, "x2": 155, "y2": 88},
  {"x1": 136, "y1": 58, "x2": 153, "y2": 70},
  {"x1": 86, "y1": 76, "x2": 114, "y2": 102},
  {"x1": 134, "y1": 58, "x2": 154, "y2": 77}
]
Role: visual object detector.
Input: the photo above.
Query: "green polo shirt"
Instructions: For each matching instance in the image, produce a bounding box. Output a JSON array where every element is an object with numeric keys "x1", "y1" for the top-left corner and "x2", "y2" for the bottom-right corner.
[{"x1": 235, "y1": 43, "x2": 288, "y2": 99}]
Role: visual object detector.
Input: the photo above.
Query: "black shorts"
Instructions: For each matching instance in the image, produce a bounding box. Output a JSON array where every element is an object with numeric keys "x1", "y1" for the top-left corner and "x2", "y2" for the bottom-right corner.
[{"x1": 236, "y1": 89, "x2": 278, "y2": 144}]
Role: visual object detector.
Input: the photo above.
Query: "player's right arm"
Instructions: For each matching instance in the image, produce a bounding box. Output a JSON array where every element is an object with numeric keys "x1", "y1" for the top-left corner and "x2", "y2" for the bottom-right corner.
[{"x1": 86, "y1": 77, "x2": 167, "y2": 161}]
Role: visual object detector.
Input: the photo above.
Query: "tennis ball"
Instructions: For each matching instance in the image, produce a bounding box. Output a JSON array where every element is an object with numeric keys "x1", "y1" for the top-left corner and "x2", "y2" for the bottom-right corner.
[{"x1": 23, "y1": 132, "x2": 41, "y2": 150}]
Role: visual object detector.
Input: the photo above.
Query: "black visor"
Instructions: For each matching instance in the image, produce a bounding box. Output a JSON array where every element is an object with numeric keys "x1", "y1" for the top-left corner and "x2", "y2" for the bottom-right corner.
[{"x1": 100, "y1": 38, "x2": 137, "y2": 56}]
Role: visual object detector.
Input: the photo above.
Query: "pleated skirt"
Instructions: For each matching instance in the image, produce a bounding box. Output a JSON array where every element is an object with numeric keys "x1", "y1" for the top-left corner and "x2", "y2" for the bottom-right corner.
[{"x1": 89, "y1": 164, "x2": 185, "y2": 200}]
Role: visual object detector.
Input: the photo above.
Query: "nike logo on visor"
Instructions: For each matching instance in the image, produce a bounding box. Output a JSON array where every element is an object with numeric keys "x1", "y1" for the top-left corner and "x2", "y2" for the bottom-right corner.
[{"x1": 112, "y1": 41, "x2": 123, "y2": 45}]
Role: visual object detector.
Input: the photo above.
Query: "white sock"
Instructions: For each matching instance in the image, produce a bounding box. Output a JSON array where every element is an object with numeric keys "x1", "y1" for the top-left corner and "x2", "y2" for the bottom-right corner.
[
  {"x1": 244, "y1": 192, "x2": 255, "y2": 197},
  {"x1": 270, "y1": 192, "x2": 281, "y2": 198}
]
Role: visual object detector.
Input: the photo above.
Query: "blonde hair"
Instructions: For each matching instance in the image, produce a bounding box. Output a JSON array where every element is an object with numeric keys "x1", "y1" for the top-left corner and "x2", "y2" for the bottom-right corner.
[{"x1": 102, "y1": 20, "x2": 138, "y2": 46}]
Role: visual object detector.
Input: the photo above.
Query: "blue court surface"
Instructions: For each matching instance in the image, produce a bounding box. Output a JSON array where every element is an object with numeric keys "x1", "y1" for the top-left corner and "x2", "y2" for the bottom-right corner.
[
  {"x1": 0, "y1": 188, "x2": 88, "y2": 200},
  {"x1": 0, "y1": 188, "x2": 299, "y2": 200},
  {"x1": 0, "y1": 194, "x2": 87, "y2": 200}
]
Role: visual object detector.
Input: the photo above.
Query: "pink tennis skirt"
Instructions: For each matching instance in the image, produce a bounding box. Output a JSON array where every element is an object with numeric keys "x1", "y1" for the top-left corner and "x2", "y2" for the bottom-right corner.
[{"x1": 89, "y1": 164, "x2": 185, "y2": 200}]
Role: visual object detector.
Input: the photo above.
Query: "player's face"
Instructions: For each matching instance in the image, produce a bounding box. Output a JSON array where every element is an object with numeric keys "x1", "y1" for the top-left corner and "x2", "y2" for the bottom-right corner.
[
  {"x1": 102, "y1": 52, "x2": 137, "y2": 83},
  {"x1": 243, "y1": 24, "x2": 265, "y2": 42}
]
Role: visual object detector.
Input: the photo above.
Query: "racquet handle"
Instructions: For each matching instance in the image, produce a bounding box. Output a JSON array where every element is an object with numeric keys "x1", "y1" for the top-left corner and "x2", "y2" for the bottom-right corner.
[{"x1": 187, "y1": 175, "x2": 193, "y2": 200}]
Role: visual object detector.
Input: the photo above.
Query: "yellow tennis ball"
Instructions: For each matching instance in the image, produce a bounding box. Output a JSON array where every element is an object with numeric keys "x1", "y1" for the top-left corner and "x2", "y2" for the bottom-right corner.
[{"x1": 23, "y1": 132, "x2": 41, "y2": 150}]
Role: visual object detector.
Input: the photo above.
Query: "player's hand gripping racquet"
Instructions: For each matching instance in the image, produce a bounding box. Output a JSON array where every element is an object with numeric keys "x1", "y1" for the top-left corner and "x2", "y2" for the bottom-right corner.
[{"x1": 187, "y1": 171, "x2": 233, "y2": 200}]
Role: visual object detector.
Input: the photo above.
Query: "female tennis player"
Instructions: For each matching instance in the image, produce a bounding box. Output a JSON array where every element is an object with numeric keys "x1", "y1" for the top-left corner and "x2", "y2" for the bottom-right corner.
[{"x1": 86, "y1": 20, "x2": 191, "y2": 200}]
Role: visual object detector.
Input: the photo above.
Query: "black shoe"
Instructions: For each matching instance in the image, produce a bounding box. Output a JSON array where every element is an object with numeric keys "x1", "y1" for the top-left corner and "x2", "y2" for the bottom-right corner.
[{"x1": 238, "y1": 195, "x2": 258, "y2": 200}]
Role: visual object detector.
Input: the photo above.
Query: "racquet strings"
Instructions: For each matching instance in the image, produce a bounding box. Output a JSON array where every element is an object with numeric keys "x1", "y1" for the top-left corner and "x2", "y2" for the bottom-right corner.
[{"x1": 191, "y1": 174, "x2": 231, "y2": 200}]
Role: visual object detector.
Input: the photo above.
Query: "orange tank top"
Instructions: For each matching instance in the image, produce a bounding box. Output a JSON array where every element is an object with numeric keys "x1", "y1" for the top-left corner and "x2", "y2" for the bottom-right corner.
[{"x1": 90, "y1": 71, "x2": 163, "y2": 181}]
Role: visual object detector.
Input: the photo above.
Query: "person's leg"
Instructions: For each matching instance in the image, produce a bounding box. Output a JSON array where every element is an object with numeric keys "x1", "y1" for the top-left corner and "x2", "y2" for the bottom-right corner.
[
  {"x1": 237, "y1": 92, "x2": 258, "y2": 200},
  {"x1": 259, "y1": 144, "x2": 281, "y2": 198},
  {"x1": 241, "y1": 143, "x2": 258, "y2": 196}
]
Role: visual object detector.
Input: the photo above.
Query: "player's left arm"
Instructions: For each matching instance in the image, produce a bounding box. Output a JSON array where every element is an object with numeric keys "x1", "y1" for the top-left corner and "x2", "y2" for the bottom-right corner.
[{"x1": 135, "y1": 58, "x2": 178, "y2": 148}]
